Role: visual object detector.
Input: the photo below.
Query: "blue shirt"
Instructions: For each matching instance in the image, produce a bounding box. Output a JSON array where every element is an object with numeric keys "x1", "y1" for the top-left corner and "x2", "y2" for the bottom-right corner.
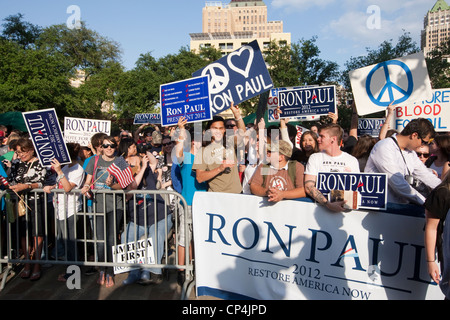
[{"x1": 179, "y1": 152, "x2": 207, "y2": 206}]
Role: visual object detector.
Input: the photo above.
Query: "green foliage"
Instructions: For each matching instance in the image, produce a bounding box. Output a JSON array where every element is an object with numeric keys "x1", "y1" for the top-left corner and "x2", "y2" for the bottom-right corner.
[
  {"x1": 426, "y1": 38, "x2": 450, "y2": 89},
  {"x1": 341, "y1": 32, "x2": 419, "y2": 90},
  {"x1": 0, "y1": 38, "x2": 74, "y2": 114},
  {"x1": 114, "y1": 46, "x2": 222, "y2": 123},
  {"x1": 1, "y1": 13, "x2": 41, "y2": 48}
]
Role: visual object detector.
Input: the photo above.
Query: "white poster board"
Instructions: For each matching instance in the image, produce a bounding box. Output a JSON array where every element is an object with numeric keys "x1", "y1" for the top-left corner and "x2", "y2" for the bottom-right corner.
[{"x1": 349, "y1": 52, "x2": 433, "y2": 116}]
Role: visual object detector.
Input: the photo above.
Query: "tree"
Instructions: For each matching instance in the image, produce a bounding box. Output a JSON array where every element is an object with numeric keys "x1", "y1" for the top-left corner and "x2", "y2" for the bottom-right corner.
[
  {"x1": 292, "y1": 36, "x2": 340, "y2": 86},
  {"x1": 426, "y1": 39, "x2": 450, "y2": 89},
  {"x1": 1, "y1": 13, "x2": 41, "y2": 48},
  {"x1": 0, "y1": 39, "x2": 74, "y2": 114},
  {"x1": 115, "y1": 46, "x2": 222, "y2": 124},
  {"x1": 341, "y1": 32, "x2": 419, "y2": 90},
  {"x1": 37, "y1": 22, "x2": 122, "y2": 80}
]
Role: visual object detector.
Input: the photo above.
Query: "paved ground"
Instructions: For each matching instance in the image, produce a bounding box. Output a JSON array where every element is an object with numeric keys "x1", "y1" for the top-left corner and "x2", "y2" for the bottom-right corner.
[{"x1": 0, "y1": 261, "x2": 217, "y2": 301}]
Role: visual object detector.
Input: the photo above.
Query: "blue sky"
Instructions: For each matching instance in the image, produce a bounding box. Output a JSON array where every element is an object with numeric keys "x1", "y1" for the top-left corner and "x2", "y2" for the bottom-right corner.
[{"x1": 0, "y1": 0, "x2": 435, "y2": 71}]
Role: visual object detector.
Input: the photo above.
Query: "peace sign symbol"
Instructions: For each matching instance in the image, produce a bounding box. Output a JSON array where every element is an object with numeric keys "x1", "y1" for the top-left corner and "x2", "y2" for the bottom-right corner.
[
  {"x1": 365, "y1": 60, "x2": 413, "y2": 107},
  {"x1": 201, "y1": 63, "x2": 230, "y2": 95}
]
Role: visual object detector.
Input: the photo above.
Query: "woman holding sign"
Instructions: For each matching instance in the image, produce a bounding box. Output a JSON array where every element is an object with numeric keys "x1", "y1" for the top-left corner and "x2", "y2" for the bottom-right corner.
[{"x1": 9, "y1": 138, "x2": 47, "y2": 281}]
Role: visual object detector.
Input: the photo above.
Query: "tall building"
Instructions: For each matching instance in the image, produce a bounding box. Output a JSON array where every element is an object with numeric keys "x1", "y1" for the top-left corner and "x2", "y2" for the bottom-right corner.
[
  {"x1": 421, "y1": 0, "x2": 450, "y2": 56},
  {"x1": 190, "y1": 0, "x2": 291, "y2": 56}
]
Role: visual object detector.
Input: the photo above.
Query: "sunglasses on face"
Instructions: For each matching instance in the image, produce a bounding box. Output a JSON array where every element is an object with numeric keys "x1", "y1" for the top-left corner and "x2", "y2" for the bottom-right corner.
[
  {"x1": 419, "y1": 136, "x2": 434, "y2": 146},
  {"x1": 102, "y1": 143, "x2": 117, "y2": 149},
  {"x1": 416, "y1": 152, "x2": 430, "y2": 158},
  {"x1": 226, "y1": 124, "x2": 236, "y2": 129},
  {"x1": 162, "y1": 142, "x2": 173, "y2": 147}
]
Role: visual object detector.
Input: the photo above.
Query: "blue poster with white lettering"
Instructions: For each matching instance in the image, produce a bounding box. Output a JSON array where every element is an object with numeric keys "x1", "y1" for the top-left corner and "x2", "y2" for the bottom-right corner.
[
  {"x1": 133, "y1": 113, "x2": 161, "y2": 125},
  {"x1": 193, "y1": 40, "x2": 273, "y2": 115},
  {"x1": 317, "y1": 172, "x2": 388, "y2": 210},
  {"x1": 160, "y1": 75, "x2": 212, "y2": 126},
  {"x1": 23, "y1": 108, "x2": 71, "y2": 166},
  {"x1": 357, "y1": 118, "x2": 385, "y2": 137},
  {"x1": 278, "y1": 85, "x2": 337, "y2": 117}
]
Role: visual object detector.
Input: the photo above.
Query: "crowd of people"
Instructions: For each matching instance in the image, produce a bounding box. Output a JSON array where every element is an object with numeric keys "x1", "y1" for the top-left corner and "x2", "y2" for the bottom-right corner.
[{"x1": 0, "y1": 102, "x2": 449, "y2": 298}]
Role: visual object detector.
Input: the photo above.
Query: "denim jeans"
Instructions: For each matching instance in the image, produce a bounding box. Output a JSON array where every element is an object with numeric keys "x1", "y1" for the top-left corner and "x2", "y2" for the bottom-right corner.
[{"x1": 121, "y1": 215, "x2": 172, "y2": 275}]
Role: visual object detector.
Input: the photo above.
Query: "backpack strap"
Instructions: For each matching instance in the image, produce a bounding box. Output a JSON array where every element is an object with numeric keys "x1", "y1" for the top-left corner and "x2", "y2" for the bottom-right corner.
[
  {"x1": 287, "y1": 160, "x2": 297, "y2": 187},
  {"x1": 91, "y1": 155, "x2": 100, "y2": 189}
]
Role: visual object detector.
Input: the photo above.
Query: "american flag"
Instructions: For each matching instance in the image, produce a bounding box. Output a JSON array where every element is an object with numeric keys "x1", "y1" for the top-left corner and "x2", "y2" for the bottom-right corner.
[
  {"x1": 0, "y1": 175, "x2": 9, "y2": 187},
  {"x1": 107, "y1": 156, "x2": 134, "y2": 189}
]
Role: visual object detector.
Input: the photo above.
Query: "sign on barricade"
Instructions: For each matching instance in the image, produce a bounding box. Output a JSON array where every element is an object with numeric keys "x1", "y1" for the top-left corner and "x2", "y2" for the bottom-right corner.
[
  {"x1": 192, "y1": 192, "x2": 441, "y2": 300},
  {"x1": 112, "y1": 238, "x2": 155, "y2": 274},
  {"x1": 193, "y1": 40, "x2": 273, "y2": 115},
  {"x1": 64, "y1": 117, "x2": 111, "y2": 146},
  {"x1": 23, "y1": 108, "x2": 71, "y2": 166}
]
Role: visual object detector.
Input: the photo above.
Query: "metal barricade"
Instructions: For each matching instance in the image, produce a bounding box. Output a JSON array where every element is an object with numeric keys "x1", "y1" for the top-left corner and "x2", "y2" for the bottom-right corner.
[{"x1": 0, "y1": 188, "x2": 195, "y2": 299}]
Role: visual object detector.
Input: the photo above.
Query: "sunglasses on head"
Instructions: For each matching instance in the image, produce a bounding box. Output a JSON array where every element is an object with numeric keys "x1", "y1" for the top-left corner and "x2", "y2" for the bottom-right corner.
[
  {"x1": 416, "y1": 152, "x2": 430, "y2": 158},
  {"x1": 102, "y1": 143, "x2": 117, "y2": 149}
]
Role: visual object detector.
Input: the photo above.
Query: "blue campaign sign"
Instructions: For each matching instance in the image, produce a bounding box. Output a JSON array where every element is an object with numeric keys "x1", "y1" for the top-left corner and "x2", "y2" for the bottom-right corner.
[
  {"x1": 160, "y1": 75, "x2": 212, "y2": 126},
  {"x1": 193, "y1": 40, "x2": 273, "y2": 115},
  {"x1": 278, "y1": 85, "x2": 336, "y2": 117},
  {"x1": 357, "y1": 118, "x2": 385, "y2": 137},
  {"x1": 133, "y1": 113, "x2": 161, "y2": 125},
  {"x1": 23, "y1": 108, "x2": 71, "y2": 166},
  {"x1": 317, "y1": 172, "x2": 388, "y2": 210}
]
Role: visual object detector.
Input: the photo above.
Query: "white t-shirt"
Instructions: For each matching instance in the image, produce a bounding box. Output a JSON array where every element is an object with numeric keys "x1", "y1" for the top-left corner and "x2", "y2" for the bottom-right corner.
[
  {"x1": 54, "y1": 163, "x2": 85, "y2": 220},
  {"x1": 364, "y1": 135, "x2": 441, "y2": 205},
  {"x1": 305, "y1": 151, "x2": 360, "y2": 176}
]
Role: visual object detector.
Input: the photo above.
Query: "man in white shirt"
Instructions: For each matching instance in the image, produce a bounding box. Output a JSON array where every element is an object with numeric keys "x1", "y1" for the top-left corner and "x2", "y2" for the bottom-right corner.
[
  {"x1": 304, "y1": 123, "x2": 360, "y2": 212},
  {"x1": 365, "y1": 118, "x2": 441, "y2": 205}
]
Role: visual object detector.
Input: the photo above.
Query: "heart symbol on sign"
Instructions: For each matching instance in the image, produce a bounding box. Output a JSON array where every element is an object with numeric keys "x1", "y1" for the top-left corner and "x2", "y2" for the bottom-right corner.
[{"x1": 227, "y1": 45, "x2": 254, "y2": 78}]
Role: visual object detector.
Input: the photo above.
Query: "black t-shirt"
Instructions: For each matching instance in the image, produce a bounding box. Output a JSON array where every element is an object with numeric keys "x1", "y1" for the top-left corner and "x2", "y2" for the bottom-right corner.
[{"x1": 424, "y1": 185, "x2": 450, "y2": 220}]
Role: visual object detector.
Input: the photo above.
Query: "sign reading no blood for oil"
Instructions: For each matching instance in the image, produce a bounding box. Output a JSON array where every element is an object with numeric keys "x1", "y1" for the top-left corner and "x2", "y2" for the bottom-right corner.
[
  {"x1": 23, "y1": 108, "x2": 71, "y2": 166},
  {"x1": 193, "y1": 40, "x2": 274, "y2": 115}
]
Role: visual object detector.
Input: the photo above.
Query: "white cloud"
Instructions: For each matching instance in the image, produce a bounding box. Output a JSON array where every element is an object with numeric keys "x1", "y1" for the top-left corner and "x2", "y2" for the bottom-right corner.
[
  {"x1": 271, "y1": 0, "x2": 336, "y2": 11},
  {"x1": 324, "y1": 1, "x2": 431, "y2": 49}
]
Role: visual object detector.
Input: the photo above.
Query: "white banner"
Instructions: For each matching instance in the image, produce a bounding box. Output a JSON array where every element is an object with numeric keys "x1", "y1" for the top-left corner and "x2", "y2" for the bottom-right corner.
[{"x1": 192, "y1": 192, "x2": 443, "y2": 300}]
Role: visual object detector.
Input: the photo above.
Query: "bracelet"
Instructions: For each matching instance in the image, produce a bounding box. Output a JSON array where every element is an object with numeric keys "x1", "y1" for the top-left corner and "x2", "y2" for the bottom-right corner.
[{"x1": 235, "y1": 116, "x2": 242, "y2": 121}]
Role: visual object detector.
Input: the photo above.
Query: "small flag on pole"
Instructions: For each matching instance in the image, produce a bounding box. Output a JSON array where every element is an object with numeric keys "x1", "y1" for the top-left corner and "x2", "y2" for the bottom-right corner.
[
  {"x1": 107, "y1": 156, "x2": 134, "y2": 189},
  {"x1": 0, "y1": 175, "x2": 9, "y2": 187}
]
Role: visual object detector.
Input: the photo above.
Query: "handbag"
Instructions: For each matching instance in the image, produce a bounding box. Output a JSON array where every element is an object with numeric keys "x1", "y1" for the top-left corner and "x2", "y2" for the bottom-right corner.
[{"x1": 17, "y1": 197, "x2": 27, "y2": 217}]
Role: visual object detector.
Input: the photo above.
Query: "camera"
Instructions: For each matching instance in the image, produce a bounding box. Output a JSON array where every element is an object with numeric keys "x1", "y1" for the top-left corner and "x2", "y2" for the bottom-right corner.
[{"x1": 405, "y1": 175, "x2": 420, "y2": 188}]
